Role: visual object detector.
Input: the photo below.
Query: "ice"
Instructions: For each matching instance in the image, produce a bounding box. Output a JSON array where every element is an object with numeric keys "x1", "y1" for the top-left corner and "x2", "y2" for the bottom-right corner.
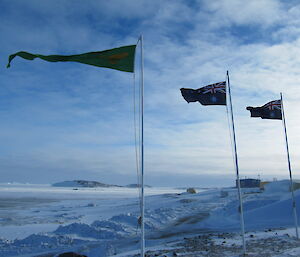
[
  {"x1": 1, "y1": 182, "x2": 300, "y2": 256},
  {"x1": 264, "y1": 179, "x2": 291, "y2": 194}
]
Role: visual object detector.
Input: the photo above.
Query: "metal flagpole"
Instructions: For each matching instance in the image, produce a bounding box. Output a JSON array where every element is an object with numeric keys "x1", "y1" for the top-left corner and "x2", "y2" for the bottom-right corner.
[
  {"x1": 140, "y1": 35, "x2": 145, "y2": 256},
  {"x1": 227, "y1": 71, "x2": 246, "y2": 255},
  {"x1": 280, "y1": 92, "x2": 299, "y2": 239}
]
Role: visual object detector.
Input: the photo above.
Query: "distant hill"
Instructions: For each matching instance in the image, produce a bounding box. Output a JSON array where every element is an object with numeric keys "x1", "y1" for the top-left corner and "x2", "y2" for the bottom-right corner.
[
  {"x1": 52, "y1": 180, "x2": 122, "y2": 188},
  {"x1": 126, "y1": 184, "x2": 152, "y2": 188}
]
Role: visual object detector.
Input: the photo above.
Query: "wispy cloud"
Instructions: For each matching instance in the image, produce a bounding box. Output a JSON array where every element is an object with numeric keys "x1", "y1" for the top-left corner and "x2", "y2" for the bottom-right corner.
[{"x1": 1, "y1": 0, "x2": 300, "y2": 186}]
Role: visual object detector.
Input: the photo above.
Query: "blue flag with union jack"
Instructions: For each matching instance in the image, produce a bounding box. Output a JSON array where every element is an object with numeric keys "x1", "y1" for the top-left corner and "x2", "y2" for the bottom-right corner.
[
  {"x1": 246, "y1": 100, "x2": 282, "y2": 120},
  {"x1": 180, "y1": 81, "x2": 226, "y2": 106}
]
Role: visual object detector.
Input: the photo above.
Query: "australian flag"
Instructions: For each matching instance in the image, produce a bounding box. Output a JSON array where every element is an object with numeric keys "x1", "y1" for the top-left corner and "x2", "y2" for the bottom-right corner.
[
  {"x1": 180, "y1": 81, "x2": 226, "y2": 106},
  {"x1": 246, "y1": 100, "x2": 282, "y2": 120}
]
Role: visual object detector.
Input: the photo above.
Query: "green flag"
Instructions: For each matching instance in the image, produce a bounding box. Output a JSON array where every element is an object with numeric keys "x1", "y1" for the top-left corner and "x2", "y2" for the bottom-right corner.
[{"x1": 7, "y1": 45, "x2": 136, "y2": 72}]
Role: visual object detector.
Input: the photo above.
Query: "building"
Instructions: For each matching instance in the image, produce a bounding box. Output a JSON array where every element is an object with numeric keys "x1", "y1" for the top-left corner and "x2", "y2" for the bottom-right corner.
[{"x1": 236, "y1": 178, "x2": 261, "y2": 188}]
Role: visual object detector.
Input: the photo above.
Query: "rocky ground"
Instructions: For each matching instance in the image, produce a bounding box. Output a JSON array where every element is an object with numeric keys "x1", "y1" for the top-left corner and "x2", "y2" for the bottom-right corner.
[{"x1": 133, "y1": 231, "x2": 300, "y2": 257}]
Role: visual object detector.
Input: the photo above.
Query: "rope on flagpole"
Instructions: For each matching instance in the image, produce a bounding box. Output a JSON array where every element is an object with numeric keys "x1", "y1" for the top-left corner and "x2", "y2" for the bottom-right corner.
[
  {"x1": 227, "y1": 71, "x2": 246, "y2": 255},
  {"x1": 133, "y1": 36, "x2": 145, "y2": 255},
  {"x1": 133, "y1": 69, "x2": 142, "y2": 228},
  {"x1": 225, "y1": 87, "x2": 236, "y2": 176},
  {"x1": 280, "y1": 92, "x2": 299, "y2": 239},
  {"x1": 135, "y1": 35, "x2": 145, "y2": 257}
]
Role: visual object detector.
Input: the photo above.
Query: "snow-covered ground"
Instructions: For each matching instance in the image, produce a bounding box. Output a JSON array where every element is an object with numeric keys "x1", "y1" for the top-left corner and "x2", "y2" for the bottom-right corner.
[{"x1": 1, "y1": 181, "x2": 300, "y2": 256}]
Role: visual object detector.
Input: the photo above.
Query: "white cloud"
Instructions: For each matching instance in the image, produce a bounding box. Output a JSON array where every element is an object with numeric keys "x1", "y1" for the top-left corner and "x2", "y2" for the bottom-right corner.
[
  {"x1": 201, "y1": 0, "x2": 283, "y2": 27},
  {"x1": 1, "y1": 0, "x2": 300, "y2": 185}
]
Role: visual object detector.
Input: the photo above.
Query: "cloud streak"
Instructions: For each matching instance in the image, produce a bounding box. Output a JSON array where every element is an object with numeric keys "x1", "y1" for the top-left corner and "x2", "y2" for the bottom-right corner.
[{"x1": 1, "y1": 0, "x2": 300, "y2": 186}]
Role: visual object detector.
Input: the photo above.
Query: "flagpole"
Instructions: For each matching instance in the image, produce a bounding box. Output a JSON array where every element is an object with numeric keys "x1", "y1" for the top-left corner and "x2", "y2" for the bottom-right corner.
[
  {"x1": 227, "y1": 71, "x2": 246, "y2": 255},
  {"x1": 280, "y1": 92, "x2": 299, "y2": 239},
  {"x1": 140, "y1": 35, "x2": 145, "y2": 256}
]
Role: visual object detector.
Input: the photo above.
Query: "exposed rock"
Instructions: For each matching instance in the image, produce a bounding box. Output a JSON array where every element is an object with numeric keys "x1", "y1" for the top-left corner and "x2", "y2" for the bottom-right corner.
[
  {"x1": 52, "y1": 180, "x2": 122, "y2": 188},
  {"x1": 186, "y1": 188, "x2": 197, "y2": 194},
  {"x1": 126, "y1": 184, "x2": 152, "y2": 188},
  {"x1": 57, "y1": 252, "x2": 87, "y2": 257}
]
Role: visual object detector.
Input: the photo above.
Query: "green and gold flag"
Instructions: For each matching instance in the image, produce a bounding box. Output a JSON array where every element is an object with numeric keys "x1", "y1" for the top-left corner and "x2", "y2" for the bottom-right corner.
[{"x1": 7, "y1": 45, "x2": 136, "y2": 72}]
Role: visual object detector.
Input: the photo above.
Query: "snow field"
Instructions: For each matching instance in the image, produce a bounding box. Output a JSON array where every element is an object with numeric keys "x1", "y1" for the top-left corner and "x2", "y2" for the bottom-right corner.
[{"x1": 1, "y1": 180, "x2": 300, "y2": 256}]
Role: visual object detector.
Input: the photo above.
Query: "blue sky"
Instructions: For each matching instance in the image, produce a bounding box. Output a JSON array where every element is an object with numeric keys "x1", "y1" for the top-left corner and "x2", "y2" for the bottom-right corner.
[{"x1": 1, "y1": 0, "x2": 300, "y2": 187}]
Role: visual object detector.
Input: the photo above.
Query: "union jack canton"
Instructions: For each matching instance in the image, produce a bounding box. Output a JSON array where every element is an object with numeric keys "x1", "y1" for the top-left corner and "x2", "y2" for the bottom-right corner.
[
  {"x1": 200, "y1": 81, "x2": 226, "y2": 94},
  {"x1": 262, "y1": 100, "x2": 281, "y2": 110},
  {"x1": 246, "y1": 99, "x2": 282, "y2": 120}
]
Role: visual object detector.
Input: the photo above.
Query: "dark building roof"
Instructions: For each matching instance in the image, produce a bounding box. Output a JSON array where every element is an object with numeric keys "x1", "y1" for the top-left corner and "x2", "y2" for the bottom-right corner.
[{"x1": 236, "y1": 178, "x2": 261, "y2": 188}]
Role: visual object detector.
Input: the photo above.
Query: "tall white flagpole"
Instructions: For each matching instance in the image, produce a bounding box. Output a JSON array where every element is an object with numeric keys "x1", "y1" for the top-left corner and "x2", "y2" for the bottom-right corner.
[
  {"x1": 280, "y1": 92, "x2": 299, "y2": 239},
  {"x1": 140, "y1": 35, "x2": 145, "y2": 256},
  {"x1": 227, "y1": 71, "x2": 246, "y2": 255}
]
